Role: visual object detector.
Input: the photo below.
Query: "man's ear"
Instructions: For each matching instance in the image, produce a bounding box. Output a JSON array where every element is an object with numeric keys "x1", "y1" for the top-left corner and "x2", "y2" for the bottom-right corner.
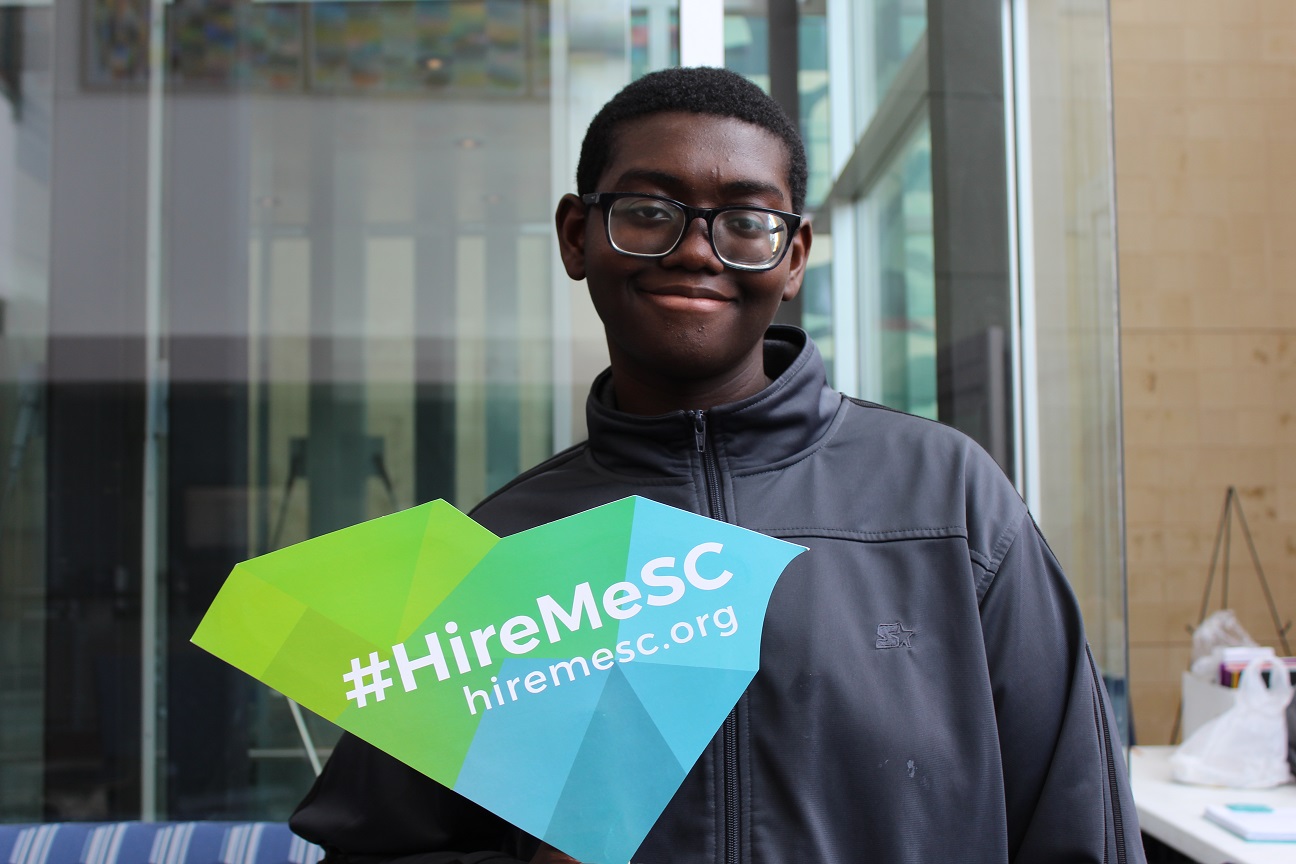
[
  {"x1": 781, "y1": 218, "x2": 813, "y2": 302},
  {"x1": 555, "y1": 193, "x2": 588, "y2": 281}
]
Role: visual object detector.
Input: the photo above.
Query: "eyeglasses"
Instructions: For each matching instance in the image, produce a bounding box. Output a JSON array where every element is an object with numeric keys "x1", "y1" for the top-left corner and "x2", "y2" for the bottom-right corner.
[{"x1": 582, "y1": 192, "x2": 801, "y2": 272}]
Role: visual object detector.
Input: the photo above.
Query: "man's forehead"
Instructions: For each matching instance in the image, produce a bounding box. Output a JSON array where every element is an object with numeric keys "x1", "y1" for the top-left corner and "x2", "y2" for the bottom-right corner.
[{"x1": 601, "y1": 111, "x2": 793, "y2": 196}]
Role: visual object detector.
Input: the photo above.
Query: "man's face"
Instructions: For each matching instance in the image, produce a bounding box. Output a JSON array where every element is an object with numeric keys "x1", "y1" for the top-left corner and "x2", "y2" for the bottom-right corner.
[{"x1": 556, "y1": 111, "x2": 811, "y2": 411}]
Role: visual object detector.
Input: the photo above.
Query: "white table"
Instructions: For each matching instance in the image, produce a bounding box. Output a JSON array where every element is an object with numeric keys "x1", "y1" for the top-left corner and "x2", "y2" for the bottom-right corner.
[{"x1": 1129, "y1": 745, "x2": 1296, "y2": 864}]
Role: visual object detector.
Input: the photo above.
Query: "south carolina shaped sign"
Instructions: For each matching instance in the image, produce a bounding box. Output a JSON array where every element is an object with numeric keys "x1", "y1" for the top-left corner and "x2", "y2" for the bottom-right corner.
[{"x1": 192, "y1": 496, "x2": 804, "y2": 864}]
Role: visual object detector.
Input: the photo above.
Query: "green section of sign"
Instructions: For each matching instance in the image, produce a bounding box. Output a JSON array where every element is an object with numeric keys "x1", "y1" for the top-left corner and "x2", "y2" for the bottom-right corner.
[
  {"x1": 340, "y1": 653, "x2": 487, "y2": 785},
  {"x1": 263, "y1": 607, "x2": 383, "y2": 722},
  {"x1": 192, "y1": 570, "x2": 307, "y2": 679},
  {"x1": 463, "y1": 497, "x2": 635, "y2": 660},
  {"x1": 192, "y1": 500, "x2": 501, "y2": 727},
  {"x1": 239, "y1": 502, "x2": 495, "y2": 647},
  {"x1": 402, "y1": 500, "x2": 499, "y2": 640}
]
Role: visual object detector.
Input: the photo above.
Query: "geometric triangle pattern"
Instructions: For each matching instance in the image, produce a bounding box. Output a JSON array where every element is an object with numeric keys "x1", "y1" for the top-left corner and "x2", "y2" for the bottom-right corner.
[{"x1": 192, "y1": 496, "x2": 804, "y2": 864}]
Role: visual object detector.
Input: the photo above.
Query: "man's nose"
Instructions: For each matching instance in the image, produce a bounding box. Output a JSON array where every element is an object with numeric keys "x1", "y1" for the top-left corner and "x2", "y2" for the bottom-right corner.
[{"x1": 664, "y1": 215, "x2": 724, "y2": 272}]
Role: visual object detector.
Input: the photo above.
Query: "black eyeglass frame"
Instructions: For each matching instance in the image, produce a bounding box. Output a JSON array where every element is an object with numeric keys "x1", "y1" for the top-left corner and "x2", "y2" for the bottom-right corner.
[{"x1": 581, "y1": 191, "x2": 803, "y2": 272}]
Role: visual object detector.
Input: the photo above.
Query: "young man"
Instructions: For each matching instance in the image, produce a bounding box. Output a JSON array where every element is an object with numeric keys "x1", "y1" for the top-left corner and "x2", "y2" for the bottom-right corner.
[{"x1": 291, "y1": 66, "x2": 1144, "y2": 864}]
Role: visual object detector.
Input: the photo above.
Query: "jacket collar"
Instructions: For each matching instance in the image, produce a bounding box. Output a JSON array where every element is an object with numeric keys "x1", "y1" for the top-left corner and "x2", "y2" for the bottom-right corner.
[{"x1": 584, "y1": 326, "x2": 841, "y2": 477}]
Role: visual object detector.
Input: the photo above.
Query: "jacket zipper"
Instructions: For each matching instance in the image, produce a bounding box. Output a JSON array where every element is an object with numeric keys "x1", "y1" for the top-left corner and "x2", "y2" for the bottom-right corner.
[
  {"x1": 690, "y1": 411, "x2": 726, "y2": 519},
  {"x1": 1086, "y1": 647, "x2": 1126, "y2": 864},
  {"x1": 689, "y1": 410, "x2": 738, "y2": 864}
]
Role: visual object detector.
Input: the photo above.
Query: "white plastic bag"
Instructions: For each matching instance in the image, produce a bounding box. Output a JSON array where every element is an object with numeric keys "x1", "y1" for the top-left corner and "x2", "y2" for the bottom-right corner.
[
  {"x1": 1171, "y1": 656, "x2": 1294, "y2": 788},
  {"x1": 1188, "y1": 609, "x2": 1259, "y2": 680},
  {"x1": 1191, "y1": 609, "x2": 1258, "y2": 662}
]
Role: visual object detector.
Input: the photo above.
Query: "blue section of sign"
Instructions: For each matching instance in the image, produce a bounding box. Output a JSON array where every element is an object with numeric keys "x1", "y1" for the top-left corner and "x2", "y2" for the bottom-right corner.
[
  {"x1": 455, "y1": 656, "x2": 607, "y2": 837},
  {"x1": 621, "y1": 497, "x2": 803, "y2": 672},
  {"x1": 547, "y1": 666, "x2": 685, "y2": 864},
  {"x1": 620, "y1": 660, "x2": 754, "y2": 768}
]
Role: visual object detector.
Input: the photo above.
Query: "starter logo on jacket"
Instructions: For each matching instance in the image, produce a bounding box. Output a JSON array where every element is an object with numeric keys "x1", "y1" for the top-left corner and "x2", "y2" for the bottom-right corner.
[{"x1": 875, "y1": 622, "x2": 915, "y2": 648}]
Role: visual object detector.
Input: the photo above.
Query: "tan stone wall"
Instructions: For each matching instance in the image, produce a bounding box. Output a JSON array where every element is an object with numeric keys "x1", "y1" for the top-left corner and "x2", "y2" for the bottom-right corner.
[{"x1": 1112, "y1": 0, "x2": 1296, "y2": 744}]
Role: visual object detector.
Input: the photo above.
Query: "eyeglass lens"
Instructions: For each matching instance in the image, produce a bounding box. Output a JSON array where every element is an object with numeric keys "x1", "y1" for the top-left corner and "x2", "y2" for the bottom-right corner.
[{"x1": 606, "y1": 196, "x2": 789, "y2": 267}]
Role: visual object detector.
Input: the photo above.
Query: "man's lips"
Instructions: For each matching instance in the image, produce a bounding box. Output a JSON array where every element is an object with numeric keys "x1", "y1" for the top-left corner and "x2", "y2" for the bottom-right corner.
[{"x1": 637, "y1": 284, "x2": 735, "y2": 303}]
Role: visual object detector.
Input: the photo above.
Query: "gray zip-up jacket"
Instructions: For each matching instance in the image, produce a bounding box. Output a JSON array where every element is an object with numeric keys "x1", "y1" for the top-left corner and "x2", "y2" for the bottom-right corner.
[{"x1": 290, "y1": 326, "x2": 1144, "y2": 864}]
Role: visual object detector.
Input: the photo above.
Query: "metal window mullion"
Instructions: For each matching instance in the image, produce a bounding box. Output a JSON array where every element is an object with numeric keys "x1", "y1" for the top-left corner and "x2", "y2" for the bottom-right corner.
[
  {"x1": 140, "y1": 0, "x2": 168, "y2": 822},
  {"x1": 1005, "y1": 0, "x2": 1040, "y2": 514},
  {"x1": 824, "y1": 0, "x2": 858, "y2": 393},
  {"x1": 549, "y1": 2, "x2": 573, "y2": 450}
]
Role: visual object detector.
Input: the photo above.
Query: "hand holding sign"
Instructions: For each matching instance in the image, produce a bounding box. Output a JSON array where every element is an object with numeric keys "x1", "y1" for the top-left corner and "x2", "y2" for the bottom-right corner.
[{"x1": 192, "y1": 496, "x2": 804, "y2": 864}]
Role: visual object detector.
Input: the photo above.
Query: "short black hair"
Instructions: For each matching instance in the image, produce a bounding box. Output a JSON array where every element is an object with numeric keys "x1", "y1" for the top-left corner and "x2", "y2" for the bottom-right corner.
[{"x1": 576, "y1": 66, "x2": 808, "y2": 214}]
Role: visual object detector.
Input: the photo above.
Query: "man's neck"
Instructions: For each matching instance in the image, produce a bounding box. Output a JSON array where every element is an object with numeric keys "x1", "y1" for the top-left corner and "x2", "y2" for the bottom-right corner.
[{"x1": 609, "y1": 363, "x2": 772, "y2": 416}]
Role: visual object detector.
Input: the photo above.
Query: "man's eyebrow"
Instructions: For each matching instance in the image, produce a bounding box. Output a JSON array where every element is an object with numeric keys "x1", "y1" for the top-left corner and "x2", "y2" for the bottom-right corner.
[
  {"x1": 608, "y1": 169, "x2": 788, "y2": 203},
  {"x1": 719, "y1": 178, "x2": 788, "y2": 199}
]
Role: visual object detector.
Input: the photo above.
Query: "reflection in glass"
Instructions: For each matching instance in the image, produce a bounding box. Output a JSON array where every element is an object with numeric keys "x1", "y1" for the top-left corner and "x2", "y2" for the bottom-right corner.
[
  {"x1": 0, "y1": 0, "x2": 628, "y2": 823},
  {"x1": 872, "y1": 0, "x2": 926, "y2": 101},
  {"x1": 630, "y1": 1, "x2": 679, "y2": 80},
  {"x1": 1019, "y1": 0, "x2": 1128, "y2": 738},
  {"x1": 792, "y1": 3, "x2": 832, "y2": 374},
  {"x1": 82, "y1": 0, "x2": 552, "y2": 97},
  {"x1": 237, "y1": 3, "x2": 558, "y2": 816},
  {"x1": 798, "y1": 8, "x2": 829, "y2": 210},
  {"x1": 851, "y1": 0, "x2": 926, "y2": 135},
  {"x1": 858, "y1": 121, "x2": 934, "y2": 418},
  {"x1": 0, "y1": 0, "x2": 51, "y2": 823}
]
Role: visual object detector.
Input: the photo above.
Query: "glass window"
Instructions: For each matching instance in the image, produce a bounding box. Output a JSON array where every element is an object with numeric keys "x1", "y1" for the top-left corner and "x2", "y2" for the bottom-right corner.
[
  {"x1": 852, "y1": 0, "x2": 927, "y2": 136},
  {"x1": 799, "y1": 8, "x2": 830, "y2": 210},
  {"x1": 630, "y1": 1, "x2": 679, "y2": 80},
  {"x1": 0, "y1": 0, "x2": 51, "y2": 824},
  {"x1": 0, "y1": 0, "x2": 641, "y2": 822},
  {"x1": 196, "y1": 0, "x2": 561, "y2": 817},
  {"x1": 797, "y1": 4, "x2": 833, "y2": 362},
  {"x1": 856, "y1": 120, "x2": 935, "y2": 417},
  {"x1": 1016, "y1": 0, "x2": 1128, "y2": 735}
]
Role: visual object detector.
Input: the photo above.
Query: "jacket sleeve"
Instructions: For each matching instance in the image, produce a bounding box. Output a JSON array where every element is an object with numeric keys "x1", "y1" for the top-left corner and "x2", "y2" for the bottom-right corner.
[
  {"x1": 978, "y1": 514, "x2": 1145, "y2": 864},
  {"x1": 289, "y1": 731, "x2": 537, "y2": 864}
]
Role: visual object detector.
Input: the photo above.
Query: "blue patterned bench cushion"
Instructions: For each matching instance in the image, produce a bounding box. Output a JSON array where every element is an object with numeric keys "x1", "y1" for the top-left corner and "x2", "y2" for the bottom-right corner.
[{"x1": 0, "y1": 822, "x2": 324, "y2": 864}]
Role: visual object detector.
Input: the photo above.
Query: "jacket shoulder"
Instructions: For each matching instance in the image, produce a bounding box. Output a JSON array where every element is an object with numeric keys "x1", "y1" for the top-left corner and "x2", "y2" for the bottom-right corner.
[
  {"x1": 832, "y1": 398, "x2": 1027, "y2": 573},
  {"x1": 467, "y1": 442, "x2": 605, "y2": 535}
]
